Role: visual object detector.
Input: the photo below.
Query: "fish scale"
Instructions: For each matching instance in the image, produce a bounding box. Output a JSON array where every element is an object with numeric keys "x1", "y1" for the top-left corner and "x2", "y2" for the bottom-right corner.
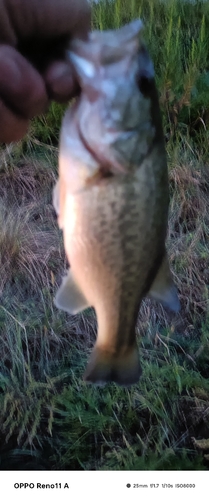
[{"x1": 53, "y1": 19, "x2": 180, "y2": 386}]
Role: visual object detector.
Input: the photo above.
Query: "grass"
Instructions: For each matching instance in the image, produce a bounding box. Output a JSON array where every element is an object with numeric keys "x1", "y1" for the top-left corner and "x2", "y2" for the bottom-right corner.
[{"x1": 0, "y1": 0, "x2": 209, "y2": 470}]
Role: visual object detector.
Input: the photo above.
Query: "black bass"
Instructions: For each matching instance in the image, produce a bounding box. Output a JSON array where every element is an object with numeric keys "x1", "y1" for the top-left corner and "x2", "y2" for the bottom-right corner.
[{"x1": 53, "y1": 19, "x2": 180, "y2": 386}]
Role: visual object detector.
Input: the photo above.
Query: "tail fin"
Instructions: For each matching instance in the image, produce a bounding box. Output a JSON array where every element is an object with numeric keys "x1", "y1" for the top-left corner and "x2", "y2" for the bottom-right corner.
[{"x1": 84, "y1": 344, "x2": 142, "y2": 387}]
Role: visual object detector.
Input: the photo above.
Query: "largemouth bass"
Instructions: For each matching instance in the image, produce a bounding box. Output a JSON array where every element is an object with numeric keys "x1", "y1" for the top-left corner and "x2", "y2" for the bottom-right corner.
[{"x1": 53, "y1": 19, "x2": 180, "y2": 386}]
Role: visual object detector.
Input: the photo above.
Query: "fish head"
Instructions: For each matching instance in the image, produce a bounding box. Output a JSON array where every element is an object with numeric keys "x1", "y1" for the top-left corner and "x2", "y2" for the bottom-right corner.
[{"x1": 67, "y1": 19, "x2": 157, "y2": 173}]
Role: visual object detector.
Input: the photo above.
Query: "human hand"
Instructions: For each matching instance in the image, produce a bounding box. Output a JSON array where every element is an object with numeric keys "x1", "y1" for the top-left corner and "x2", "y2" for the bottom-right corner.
[{"x1": 0, "y1": 0, "x2": 91, "y2": 143}]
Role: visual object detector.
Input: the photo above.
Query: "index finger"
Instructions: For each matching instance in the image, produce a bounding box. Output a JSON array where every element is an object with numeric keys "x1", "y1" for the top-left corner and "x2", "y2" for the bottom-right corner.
[{"x1": 0, "y1": 0, "x2": 91, "y2": 44}]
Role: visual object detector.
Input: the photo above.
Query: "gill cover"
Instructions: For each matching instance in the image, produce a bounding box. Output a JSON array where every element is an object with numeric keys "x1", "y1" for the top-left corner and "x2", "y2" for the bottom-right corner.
[{"x1": 66, "y1": 19, "x2": 156, "y2": 174}]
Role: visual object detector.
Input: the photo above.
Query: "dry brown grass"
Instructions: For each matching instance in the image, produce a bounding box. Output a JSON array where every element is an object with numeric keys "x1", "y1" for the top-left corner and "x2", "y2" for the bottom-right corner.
[
  {"x1": 1, "y1": 141, "x2": 208, "y2": 341},
  {"x1": 0, "y1": 146, "x2": 65, "y2": 296},
  {"x1": 137, "y1": 146, "x2": 209, "y2": 348},
  {"x1": 0, "y1": 138, "x2": 208, "y2": 470},
  {"x1": 168, "y1": 153, "x2": 209, "y2": 320}
]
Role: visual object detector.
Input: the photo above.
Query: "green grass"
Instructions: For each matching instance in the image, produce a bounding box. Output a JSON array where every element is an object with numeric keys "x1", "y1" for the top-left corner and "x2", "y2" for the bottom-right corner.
[{"x1": 0, "y1": 0, "x2": 209, "y2": 470}]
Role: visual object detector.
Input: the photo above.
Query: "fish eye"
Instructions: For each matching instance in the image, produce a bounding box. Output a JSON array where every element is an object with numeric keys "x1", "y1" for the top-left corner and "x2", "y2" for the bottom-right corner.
[{"x1": 137, "y1": 75, "x2": 153, "y2": 96}]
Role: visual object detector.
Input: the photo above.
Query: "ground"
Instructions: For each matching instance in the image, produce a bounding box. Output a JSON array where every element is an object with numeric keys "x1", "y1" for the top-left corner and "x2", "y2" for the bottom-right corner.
[{"x1": 0, "y1": 0, "x2": 208, "y2": 470}]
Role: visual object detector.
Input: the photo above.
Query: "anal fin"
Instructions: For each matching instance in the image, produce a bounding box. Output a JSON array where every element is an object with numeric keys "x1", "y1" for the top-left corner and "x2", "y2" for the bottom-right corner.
[
  {"x1": 53, "y1": 180, "x2": 60, "y2": 216},
  {"x1": 54, "y1": 269, "x2": 90, "y2": 314},
  {"x1": 148, "y1": 254, "x2": 180, "y2": 313}
]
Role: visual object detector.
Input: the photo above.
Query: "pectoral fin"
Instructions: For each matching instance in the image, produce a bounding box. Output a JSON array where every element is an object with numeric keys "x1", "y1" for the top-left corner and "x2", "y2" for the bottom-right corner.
[
  {"x1": 53, "y1": 180, "x2": 64, "y2": 229},
  {"x1": 53, "y1": 180, "x2": 60, "y2": 216},
  {"x1": 54, "y1": 270, "x2": 90, "y2": 314},
  {"x1": 148, "y1": 254, "x2": 180, "y2": 313}
]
